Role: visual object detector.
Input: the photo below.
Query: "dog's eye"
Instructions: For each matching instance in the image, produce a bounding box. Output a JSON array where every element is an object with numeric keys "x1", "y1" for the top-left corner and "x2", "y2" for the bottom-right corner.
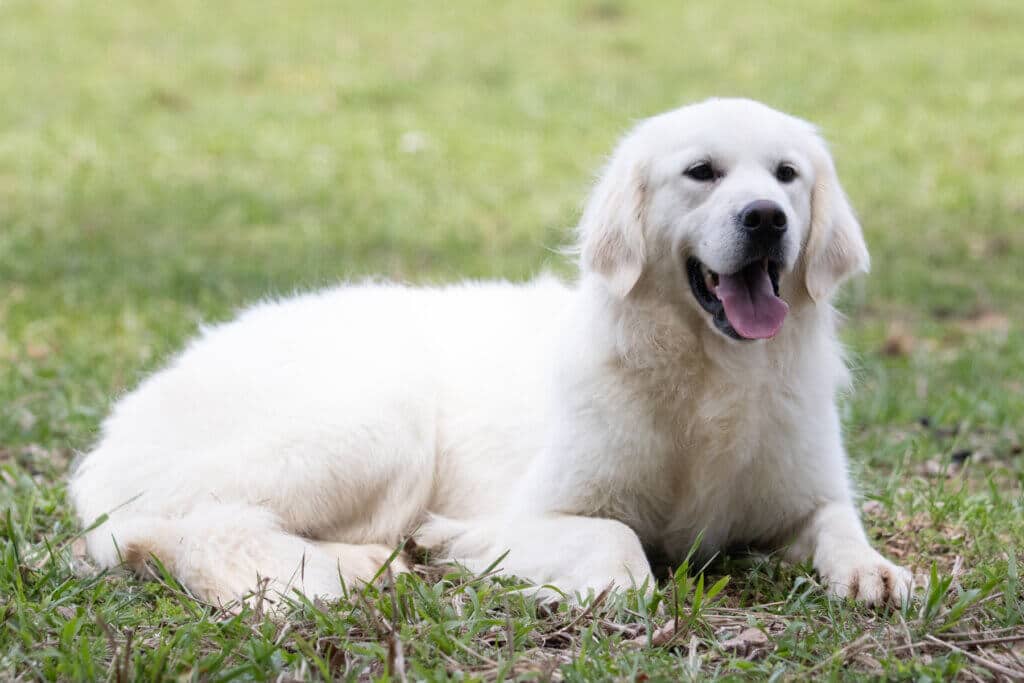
[
  {"x1": 684, "y1": 162, "x2": 718, "y2": 182},
  {"x1": 775, "y1": 163, "x2": 798, "y2": 183}
]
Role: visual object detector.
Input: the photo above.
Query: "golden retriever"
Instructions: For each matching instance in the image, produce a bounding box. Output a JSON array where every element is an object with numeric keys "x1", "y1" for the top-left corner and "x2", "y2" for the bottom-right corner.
[{"x1": 71, "y1": 98, "x2": 912, "y2": 606}]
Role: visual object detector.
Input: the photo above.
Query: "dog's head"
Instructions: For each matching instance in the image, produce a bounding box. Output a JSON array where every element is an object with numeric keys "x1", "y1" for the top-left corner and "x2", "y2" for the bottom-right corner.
[{"x1": 578, "y1": 98, "x2": 868, "y2": 341}]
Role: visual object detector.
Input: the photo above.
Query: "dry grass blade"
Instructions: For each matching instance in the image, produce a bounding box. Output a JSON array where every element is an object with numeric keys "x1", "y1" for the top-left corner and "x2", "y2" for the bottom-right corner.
[
  {"x1": 924, "y1": 635, "x2": 1024, "y2": 680},
  {"x1": 718, "y1": 627, "x2": 770, "y2": 656},
  {"x1": 386, "y1": 628, "x2": 407, "y2": 683},
  {"x1": 505, "y1": 616, "x2": 516, "y2": 661},
  {"x1": 687, "y1": 634, "x2": 701, "y2": 676},
  {"x1": 803, "y1": 632, "x2": 874, "y2": 676},
  {"x1": 945, "y1": 626, "x2": 1024, "y2": 640},
  {"x1": 938, "y1": 633, "x2": 1024, "y2": 649},
  {"x1": 95, "y1": 616, "x2": 134, "y2": 683},
  {"x1": 450, "y1": 638, "x2": 499, "y2": 667},
  {"x1": 629, "y1": 620, "x2": 677, "y2": 648},
  {"x1": 376, "y1": 569, "x2": 407, "y2": 682},
  {"x1": 541, "y1": 584, "x2": 612, "y2": 644}
]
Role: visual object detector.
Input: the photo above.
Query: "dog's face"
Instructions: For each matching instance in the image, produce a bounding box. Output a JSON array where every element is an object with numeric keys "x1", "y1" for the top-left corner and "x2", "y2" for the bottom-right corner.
[{"x1": 579, "y1": 98, "x2": 869, "y2": 342}]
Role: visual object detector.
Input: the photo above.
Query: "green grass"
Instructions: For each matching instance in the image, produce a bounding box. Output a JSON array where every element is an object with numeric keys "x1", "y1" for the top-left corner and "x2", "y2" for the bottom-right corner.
[{"x1": 2, "y1": 0, "x2": 1023, "y2": 679}]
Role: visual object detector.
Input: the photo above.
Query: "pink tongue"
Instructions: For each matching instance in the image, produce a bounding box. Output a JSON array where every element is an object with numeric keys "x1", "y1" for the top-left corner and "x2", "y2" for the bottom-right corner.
[{"x1": 714, "y1": 264, "x2": 789, "y2": 339}]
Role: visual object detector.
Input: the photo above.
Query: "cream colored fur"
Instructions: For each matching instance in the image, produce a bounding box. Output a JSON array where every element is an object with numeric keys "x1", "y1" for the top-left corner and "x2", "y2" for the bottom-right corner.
[{"x1": 70, "y1": 98, "x2": 912, "y2": 607}]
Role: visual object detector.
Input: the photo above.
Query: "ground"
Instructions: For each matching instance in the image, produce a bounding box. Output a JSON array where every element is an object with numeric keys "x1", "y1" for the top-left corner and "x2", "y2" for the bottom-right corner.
[{"x1": 1, "y1": 0, "x2": 1022, "y2": 680}]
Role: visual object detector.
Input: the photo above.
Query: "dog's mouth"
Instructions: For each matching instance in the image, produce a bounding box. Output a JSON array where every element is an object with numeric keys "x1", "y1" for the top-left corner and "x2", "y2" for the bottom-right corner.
[{"x1": 686, "y1": 257, "x2": 789, "y2": 341}]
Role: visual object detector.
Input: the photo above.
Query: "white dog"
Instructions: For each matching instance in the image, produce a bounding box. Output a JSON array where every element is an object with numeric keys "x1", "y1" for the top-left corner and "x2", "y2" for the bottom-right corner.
[{"x1": 71, "y1": 98, "x2": 913, "y2": 606}]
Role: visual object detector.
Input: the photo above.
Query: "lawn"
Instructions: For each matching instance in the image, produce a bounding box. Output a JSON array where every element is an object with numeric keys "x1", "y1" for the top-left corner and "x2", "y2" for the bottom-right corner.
[{"x1": 2, "y1": 0, "x2": 1023, "y2": 679}]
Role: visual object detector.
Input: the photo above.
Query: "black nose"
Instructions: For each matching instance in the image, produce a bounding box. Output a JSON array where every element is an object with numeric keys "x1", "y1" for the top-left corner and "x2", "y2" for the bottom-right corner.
[{"x1": 738, "y1": 199, "x2": 787, "y2": 236}]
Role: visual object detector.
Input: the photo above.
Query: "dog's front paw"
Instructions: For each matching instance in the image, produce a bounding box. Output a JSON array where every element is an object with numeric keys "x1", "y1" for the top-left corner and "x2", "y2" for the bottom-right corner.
[{"x1": 820, "y1": 550, "x2": 913, "y2": 606}]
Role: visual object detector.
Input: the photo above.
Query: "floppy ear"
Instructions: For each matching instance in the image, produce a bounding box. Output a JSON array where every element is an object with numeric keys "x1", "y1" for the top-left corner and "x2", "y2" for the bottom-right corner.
[
  {"x1": 803, "y1": 138, "x2": 870, "y2": 303},
  {"x1": 578, "y1": 150, "x2": 648, "y2": 298}
]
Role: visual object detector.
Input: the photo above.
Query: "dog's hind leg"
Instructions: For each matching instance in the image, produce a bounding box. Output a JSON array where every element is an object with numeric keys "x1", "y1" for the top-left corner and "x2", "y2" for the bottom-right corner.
[{"x1": 83, "y1": 502, "x2": 408, "y2": 606}]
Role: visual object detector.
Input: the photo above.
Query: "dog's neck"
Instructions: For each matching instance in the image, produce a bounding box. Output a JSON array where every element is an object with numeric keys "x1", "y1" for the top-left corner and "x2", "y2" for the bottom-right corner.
[{"x1": 573, "y1": 272, "x2": 841, "y2": 383}]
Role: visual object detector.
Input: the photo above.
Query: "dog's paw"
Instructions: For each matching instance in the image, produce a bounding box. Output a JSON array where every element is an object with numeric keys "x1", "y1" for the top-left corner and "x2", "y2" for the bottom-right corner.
[{"x1": 821, "y1": 550, "x2": 913, "y2": 606}]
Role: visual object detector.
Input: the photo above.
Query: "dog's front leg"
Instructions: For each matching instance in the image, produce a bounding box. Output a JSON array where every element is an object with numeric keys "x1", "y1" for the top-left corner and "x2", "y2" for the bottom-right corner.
[
  {"x1": 785, "y1": 500, "x2": 913, "y2": 606},
  {"x1": 510, "y1": 514, "x2": 656, "y2": 601},
  {"x1": 422, "y1": 513, "x2": 655, "y2": 601}
]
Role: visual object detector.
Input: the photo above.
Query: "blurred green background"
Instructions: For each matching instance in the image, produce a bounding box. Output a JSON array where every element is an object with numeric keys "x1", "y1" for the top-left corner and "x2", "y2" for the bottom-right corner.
[{"x1": 1, "y1": 0, "x2": 1022, "y2": 455}]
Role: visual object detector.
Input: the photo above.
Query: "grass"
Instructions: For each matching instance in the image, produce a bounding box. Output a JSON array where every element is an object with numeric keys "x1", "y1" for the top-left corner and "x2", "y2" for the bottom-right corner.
[{"x1": 1, "y1": 0, "x2": 1022, "y2": 679}]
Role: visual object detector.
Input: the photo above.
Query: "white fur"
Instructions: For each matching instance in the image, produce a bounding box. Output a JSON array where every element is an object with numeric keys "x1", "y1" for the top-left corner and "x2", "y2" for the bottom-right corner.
[{"x1": 71, "y1": 98, "x2": 911, "y2": 607}]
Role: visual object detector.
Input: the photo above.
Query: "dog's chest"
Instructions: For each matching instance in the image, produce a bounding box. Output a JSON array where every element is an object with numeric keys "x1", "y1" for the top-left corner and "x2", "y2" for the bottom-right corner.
[{"x1": 619, "y1": 376, "x2": 798, "y2": 558}]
